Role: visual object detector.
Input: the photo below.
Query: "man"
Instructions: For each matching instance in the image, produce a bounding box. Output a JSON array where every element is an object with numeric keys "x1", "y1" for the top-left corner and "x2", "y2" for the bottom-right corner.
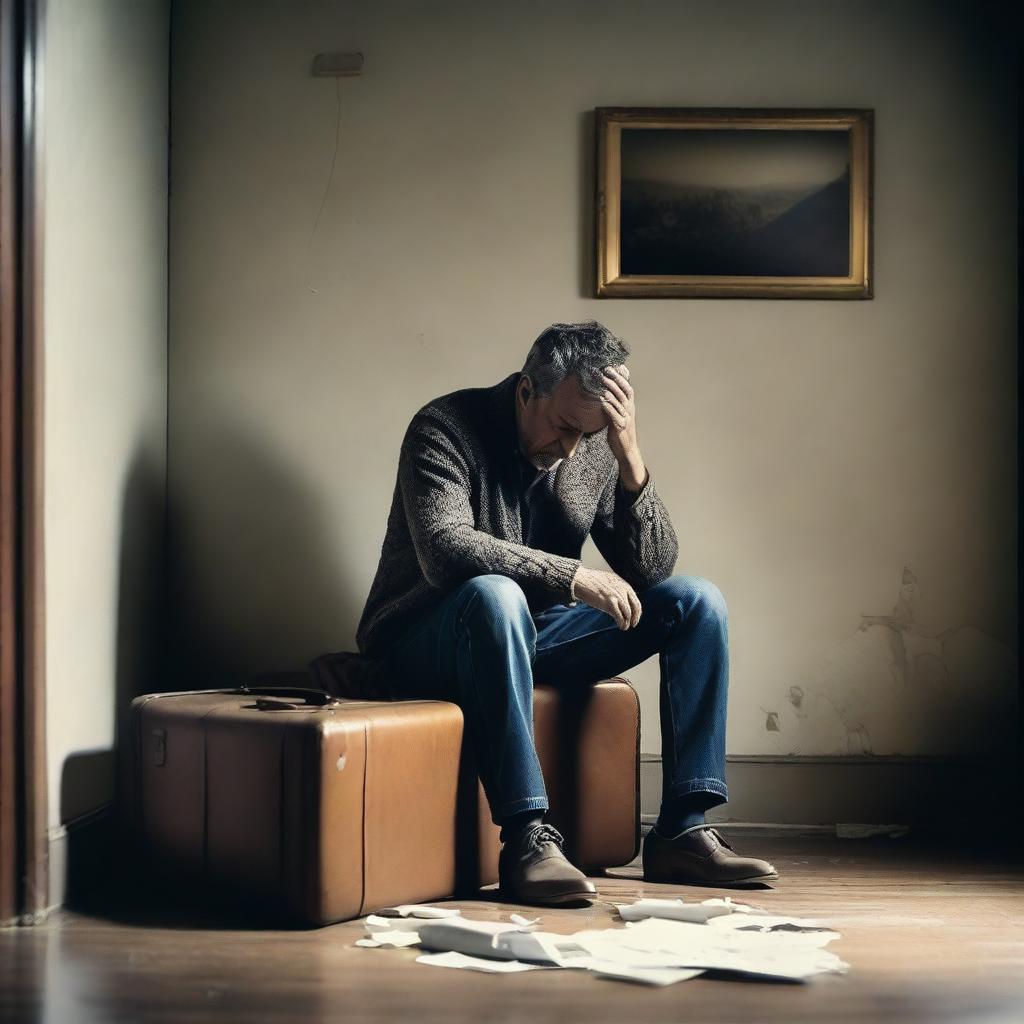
[{"x1": 355, "y1": 321, "x2": 776, "y2": 905}]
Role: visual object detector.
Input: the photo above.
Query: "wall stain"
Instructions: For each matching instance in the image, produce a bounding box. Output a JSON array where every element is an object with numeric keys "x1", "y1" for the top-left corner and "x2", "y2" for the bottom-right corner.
[{"x1": 762, "y1": 567, "x2": 1017, "y2": 756}]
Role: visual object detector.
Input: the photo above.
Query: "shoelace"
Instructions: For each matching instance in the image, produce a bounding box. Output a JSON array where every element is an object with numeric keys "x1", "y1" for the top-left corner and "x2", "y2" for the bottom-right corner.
[
  {"x1": 661, "y1": 823, "x2": 736, "y2": 851},
  {"x1": 704, "y1": 827, "x2": 735, "y2": 851},
  {"x1": 524, "y1": 823, "x2": 566, "y2": 853}
]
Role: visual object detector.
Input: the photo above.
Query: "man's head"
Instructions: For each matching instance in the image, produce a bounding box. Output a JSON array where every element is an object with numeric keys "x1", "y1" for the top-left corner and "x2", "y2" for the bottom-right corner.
[{"x1": 515, "y1": 321, "x2": 631, "y2": 471}]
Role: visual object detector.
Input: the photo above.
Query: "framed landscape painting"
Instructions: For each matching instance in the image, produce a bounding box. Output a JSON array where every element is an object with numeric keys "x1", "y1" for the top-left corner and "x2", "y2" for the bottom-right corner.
[{"x1": 595, "y1": 108, "x2": 873, "y2": 298}]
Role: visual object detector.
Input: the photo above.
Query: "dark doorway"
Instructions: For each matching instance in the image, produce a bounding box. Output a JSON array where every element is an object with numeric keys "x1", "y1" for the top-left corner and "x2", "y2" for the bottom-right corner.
[{"x1": 0, "y1": 0, "x2": 46, "y2": 925}]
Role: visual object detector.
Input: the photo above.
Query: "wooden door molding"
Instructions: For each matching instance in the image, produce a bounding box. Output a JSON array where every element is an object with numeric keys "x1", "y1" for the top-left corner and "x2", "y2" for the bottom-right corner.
[{"x1": 0, "y1": 0, "x2": 46, "y2": 925}]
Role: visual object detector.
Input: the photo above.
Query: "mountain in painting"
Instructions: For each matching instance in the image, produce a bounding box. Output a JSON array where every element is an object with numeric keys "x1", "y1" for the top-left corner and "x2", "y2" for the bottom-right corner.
[{"x1": 620, "y1": 169, "x2": 850, "y2": 277}]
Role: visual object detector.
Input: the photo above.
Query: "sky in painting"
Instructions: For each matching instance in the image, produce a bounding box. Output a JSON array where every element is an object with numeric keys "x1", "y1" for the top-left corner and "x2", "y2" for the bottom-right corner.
[{"x1": 621, "y1": 128, "x2": 850, "y2": 190}]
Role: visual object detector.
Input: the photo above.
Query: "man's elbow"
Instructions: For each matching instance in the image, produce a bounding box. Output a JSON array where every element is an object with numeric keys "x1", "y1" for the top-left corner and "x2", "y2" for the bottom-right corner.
[
  {"x1": 642, "y1": 540, "x2": 679, "y2": 589},
  {"x1": 644, "y1": 561, "x2": 676, "y2": 590},
  {"x1": 413, "y1": 532, "x2": 472, "y2": 590},
  {"x1": 658, "y1": 527, "x2": 679, "y2": 578},
  {"x1": 412, "y1": 542, "x2": 450, "y2": 589},
  {"x1": 664, "y1": 538, "x2": 679, "y2": 578}
]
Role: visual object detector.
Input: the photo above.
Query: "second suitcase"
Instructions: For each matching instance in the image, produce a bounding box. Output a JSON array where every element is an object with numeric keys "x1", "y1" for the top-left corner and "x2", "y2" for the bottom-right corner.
[
  {"x1": 454, "y1": 678, "x2": 641, "y2": 892},
  {"x1": 131, "y1": 686, "x2": 464, "y2": 925}
]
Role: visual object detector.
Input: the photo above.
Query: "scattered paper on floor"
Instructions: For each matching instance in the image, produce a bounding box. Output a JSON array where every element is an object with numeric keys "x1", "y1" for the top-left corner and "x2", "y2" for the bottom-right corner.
[
  {"x1": 612, "y1": 917, "x2": 848, "y2": 982},
  {"x1": 355, "y1": 895, "x2": 848, "y2": 985}
]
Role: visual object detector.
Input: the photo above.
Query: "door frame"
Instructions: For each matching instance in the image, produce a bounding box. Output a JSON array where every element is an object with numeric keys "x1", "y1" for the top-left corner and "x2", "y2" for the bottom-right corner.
[{"x1": 0, "y1": 0, "x2": 46, "y2": 925}]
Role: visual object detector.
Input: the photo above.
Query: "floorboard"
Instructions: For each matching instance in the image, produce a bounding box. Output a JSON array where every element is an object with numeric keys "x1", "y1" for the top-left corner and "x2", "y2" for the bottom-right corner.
[{"x1": 1, "y1": 833, "x2": 1022, "y2": 1023}]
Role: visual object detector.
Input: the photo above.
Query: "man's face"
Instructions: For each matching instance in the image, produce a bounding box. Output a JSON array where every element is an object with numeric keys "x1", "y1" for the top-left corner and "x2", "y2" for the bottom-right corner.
[{"x1": 515, "y1": 371, "x2": 610, "y2": 471}]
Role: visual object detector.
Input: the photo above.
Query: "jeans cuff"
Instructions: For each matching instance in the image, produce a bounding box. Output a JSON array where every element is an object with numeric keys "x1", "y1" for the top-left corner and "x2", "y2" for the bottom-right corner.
[
  {"x1": 664, "y1": 778, "x2": 728, "y2": 802},
  {"x1": 494, "y1": 796, "x2": 549, "y2": 824}
]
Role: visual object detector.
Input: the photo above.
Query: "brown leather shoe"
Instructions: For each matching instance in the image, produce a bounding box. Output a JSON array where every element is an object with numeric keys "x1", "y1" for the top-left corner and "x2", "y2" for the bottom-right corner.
[
  {"x1": 642, "y1": 825, "x2": 778, "y2": 886},
  {"x1": 498, "y1": 823, "x2": 597, "y2": 905}
]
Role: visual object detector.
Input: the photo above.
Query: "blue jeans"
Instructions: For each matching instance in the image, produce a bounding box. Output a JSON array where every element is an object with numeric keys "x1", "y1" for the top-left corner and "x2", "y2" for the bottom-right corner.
[{"x1": 378, "y1": 573, "x2": 729, "y2": 828}]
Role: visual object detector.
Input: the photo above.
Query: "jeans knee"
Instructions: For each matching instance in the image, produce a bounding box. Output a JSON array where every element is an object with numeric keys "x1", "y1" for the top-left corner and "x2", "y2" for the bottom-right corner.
[
  {"x1": 656, "y1": 574, "x2": 728, "y2": 625},
  {"x1": 459, "y1": 574, "x2": 536, "y2": 642},
  {"x1": 692, "y1": 576, "x2": 728, "y2": 621}
]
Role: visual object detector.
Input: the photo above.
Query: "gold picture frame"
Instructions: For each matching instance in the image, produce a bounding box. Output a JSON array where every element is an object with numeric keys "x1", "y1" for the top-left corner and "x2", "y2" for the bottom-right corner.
[{"x1": 595, "y1": 107, "x2": 873, "y2": 299}]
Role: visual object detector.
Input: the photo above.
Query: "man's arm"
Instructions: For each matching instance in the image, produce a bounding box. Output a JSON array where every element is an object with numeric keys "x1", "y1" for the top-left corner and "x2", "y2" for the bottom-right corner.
[
  {"x1": 399, "y1": 411, "x2": 581, "y2": 600},
  {"x1": 588, "y1": 464, "x2": 679, "y2": 593},
  {"x1": 586, "y1": 362, "x2": 678, "y2": 593}
]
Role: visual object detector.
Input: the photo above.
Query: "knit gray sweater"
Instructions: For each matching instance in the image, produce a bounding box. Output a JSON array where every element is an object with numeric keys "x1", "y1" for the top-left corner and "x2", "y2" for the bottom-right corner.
[{"x1": 354, "y1": 371, "x2": 679, "y2": 661}]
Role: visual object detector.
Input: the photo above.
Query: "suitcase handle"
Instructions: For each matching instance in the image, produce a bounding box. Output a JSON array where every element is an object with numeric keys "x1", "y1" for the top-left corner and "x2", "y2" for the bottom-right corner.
[{"x1": 236, "y1": 685, "x2": 342, "y2": 708}]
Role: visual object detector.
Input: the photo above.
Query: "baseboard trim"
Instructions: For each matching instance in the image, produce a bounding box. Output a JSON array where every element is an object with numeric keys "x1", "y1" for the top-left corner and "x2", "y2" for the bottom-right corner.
[
  {"x1": 40, "y1": 757, "x2": 1012, "y2": 911},
  {"x1": 640, "y1": 753, "x2": 1011, "y2": 828},
  {"x1": 47, "y1": 803, "x2": 116, "y2": 914},
  {"x1": 640, "y1": 818, "x2": 838, "y2": 839},
  {"x1": 640, "y1": 753, "x2": 987, "y2": 765}
]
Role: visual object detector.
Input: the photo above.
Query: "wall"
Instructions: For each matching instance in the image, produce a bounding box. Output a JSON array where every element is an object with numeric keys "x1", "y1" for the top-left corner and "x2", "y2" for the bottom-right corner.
[
  {"x1": 44, "y1": 0, "x2": 168, "y2": 835},
  {"x1": 169, "y1": 0, "x2": 1017, "y2": 761}
]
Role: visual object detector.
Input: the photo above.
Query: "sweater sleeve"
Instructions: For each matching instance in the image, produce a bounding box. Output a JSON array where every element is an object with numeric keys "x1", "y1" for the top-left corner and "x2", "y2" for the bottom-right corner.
[
  {"x1": 589, "y1": 466, "x2": 679, "y2": 592},
  {"x1": 399, "y1": 412, "x2": 581, "y2": 600}
]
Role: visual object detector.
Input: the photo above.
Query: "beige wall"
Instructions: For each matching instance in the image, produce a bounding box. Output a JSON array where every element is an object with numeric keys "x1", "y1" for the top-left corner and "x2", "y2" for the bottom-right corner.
[
  {"x1": 45, "y1": 0, "x2": 168, "y2": 828},
  {"x1": 169, "y1": 0, "x2": 1017, "y2": 757}
]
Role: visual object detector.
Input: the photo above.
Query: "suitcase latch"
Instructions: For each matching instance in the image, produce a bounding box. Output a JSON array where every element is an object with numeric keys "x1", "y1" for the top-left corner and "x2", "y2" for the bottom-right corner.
[
  {"x1": 153, "y1": 728, "x2": 166, "y2": 767},
  {"x1": 255, "y1": 697, "x2": 307, "y2": 711}
]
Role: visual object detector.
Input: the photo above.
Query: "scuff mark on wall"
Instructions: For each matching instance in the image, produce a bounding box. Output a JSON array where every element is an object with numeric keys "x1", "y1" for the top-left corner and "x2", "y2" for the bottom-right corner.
[{"x1": 761, "y1": 568, "x2": 1017, "y2": 756}]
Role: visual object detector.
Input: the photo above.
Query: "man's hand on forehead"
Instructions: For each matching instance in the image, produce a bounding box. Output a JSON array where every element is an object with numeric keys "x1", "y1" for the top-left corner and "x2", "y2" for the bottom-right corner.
[{"x1": 599, "y1": 363, "x2": 642, "y2": 471}]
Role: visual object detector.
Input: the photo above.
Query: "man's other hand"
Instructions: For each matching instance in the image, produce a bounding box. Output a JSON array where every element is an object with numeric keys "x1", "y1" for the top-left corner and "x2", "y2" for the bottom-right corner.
[{"x1": 572, "y1": 566, "x2": 642, "y2": 630}]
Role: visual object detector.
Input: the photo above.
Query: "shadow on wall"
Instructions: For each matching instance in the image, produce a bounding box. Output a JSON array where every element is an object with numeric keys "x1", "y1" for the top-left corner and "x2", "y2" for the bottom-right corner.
[
  {"x1": 62, "y1": 427, "x2": 366, "y2": 906},
  {"x1": 57, "y1": 443, "x2": 165, "y2": 828},
  {"x1": 163, "y1": 415, "x2": 362, "y2": 691},
  {"x1": 59, "y1": 443, "x2": 165, "y2": 906}
]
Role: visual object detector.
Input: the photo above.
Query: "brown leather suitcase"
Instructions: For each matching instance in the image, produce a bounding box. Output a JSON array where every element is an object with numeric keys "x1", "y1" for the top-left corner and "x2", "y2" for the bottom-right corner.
[
  {"x1": 130, "y1": 686, "x2": 464, "y2": 925},
  {"x1": 306, "y1": 655, "x2": 641, "y2": 885},
  {"x1": 455, "y1": 678, "x2": 641, "y2": 892}
]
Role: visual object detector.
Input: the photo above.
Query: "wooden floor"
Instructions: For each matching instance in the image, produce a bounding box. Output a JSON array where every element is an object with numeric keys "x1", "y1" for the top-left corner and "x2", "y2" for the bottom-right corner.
[{"x1": 2, "y1": 831, "x2": 1023, "y2": 1023}]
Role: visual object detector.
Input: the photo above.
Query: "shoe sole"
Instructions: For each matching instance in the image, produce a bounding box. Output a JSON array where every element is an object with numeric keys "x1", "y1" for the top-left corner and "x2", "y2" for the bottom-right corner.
[
  {"x1": 498, "y1": 885, "x2": 597, "y2": 906},
  {"x1": 641, "y1": 870, "x2": 778, "y2": 887}
]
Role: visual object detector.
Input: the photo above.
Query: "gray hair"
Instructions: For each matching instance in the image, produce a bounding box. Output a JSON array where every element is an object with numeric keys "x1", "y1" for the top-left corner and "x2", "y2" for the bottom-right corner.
[{"x1": 520, "y1": 321, "x2": 630, "y2": 400}]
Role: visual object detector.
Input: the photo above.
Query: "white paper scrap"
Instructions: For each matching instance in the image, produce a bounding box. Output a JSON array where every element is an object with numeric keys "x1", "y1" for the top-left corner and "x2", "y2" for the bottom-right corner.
[
  {"x1": 364, "y1": 914, "x2": 426, "y2": 933},
  {"x1": 416, "y1": 951, "x2": 552, "y2": 973},
  {"x1": 355, "y1": 931, "x2": 420, "y2": 949},
  {"x1": 700, "y1": 897, "x2": 754, "y2": 913},
  {"x1": 572, "y1": 930, "x2": 702, "y2": 970},
  {"x1": 416, "y1": 918, "x2": 533, "y2": 960},
  {"x1": 616, "y1": 897, "x2": 734, "y2": 923},
  {"x1": 619, "y1": 918, "x2": 848, "y2": 982},
  {"x1": 509, "y1": 913, "x2": 541, "y2": 927},
  {"x1": 375, "y1": 904, "x2": 463, "y2": 919},
  {"x1": 494, "y1": 929, "x2": 594, "y2": 967},
  {"x1": 586, "y1": 962, "x2": 705, "y2": 987}
]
